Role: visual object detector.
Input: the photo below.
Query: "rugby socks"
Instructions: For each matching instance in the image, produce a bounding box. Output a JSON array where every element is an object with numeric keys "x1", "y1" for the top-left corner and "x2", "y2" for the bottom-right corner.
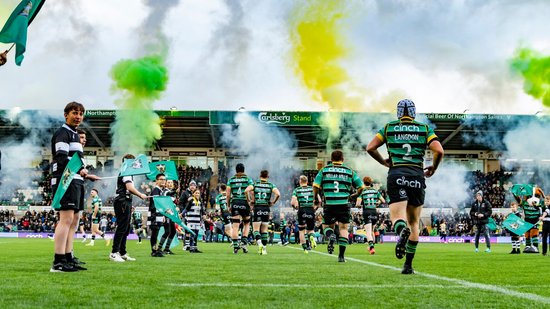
[
  {"x1": 338, "y1": 237, "x2": 348, "y2": 257},
  {"x1": 302, "y1": 243, "x2": 308, "y2": 250},
  {"x1": 253, "y1": 231, "x2": 261, "y2": 243},
  {"x1": 261, "y1": 233, "x2": 268, "y2": 246},
  {"x1": 54, "y1": 254, "x2": 65, "y2": 264},
  {"x1": 323, "y1": 227, "x2": 334, "y2": 239},
  {"x1": 91, "y1": 235, "x2": 96, "y2": 240},
  {"x1": 525, "y1": 236, "x2": 531, "y2": 247},
  {"x1": 232, "y1": 239, "x2": 239, "y2": 248},
  {"x1": 368, "y1": 240, "x2": 374, "y2": 249},
  {"x1": 65, "y1": 253, "x2": 74, "y2": 263},
  {"x1": 394, "y1": 219, "x2": 407, "y2": 235},
  {"x1": 405, "y1": 240, "x2": 418, "y2": 267}
]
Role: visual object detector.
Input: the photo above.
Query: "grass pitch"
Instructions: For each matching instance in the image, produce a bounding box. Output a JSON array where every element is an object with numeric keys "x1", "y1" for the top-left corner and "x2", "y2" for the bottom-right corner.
[{"x1": 1, "y1": 238, "x2": 549, "y2": 308}]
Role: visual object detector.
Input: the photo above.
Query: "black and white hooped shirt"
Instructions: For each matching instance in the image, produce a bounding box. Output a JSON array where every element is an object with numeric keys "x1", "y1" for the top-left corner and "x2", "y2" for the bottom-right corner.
[{"x1": 50, "y1": 124, "x2": 84, "y2": 186}]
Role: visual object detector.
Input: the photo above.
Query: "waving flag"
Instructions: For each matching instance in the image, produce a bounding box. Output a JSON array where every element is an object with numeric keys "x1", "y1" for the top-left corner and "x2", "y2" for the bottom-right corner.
[
  {"x1": 120, "y1": 154, "x2": 150, "y2": 177},
  {"x1": 153, "y1": 196, "x2": 195, "y2": 235},
  {"x1": 51, "y1": 153, "x2": 83, "y2": 210},
  {"x1": 511, "y1": 184, "x2": 535, "y2": 197},
  {"x1": 0, "y1": 0, "x2": 45, "y2": 65},
  {"x1": 147, "y1": 160, "x2": 179, "y2": 181},
  {"x1": 502, "y1": 213, "x2": 534, "y2": 236}
]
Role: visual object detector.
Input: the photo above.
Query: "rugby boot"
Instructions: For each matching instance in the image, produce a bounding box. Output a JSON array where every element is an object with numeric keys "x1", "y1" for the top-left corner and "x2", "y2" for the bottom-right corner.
[
  {"x1": 327, "y1": 234, "x2": 336, "y2": 255},
  {"x1": 401, "y1": 264, "x2": 414, "y2": 275},
  {"x1": 395, "y1": 227, "x2": 410, "y2": 259},
  {"x1": 310, "y1": 235, "x2": 317, "y2": 249}
]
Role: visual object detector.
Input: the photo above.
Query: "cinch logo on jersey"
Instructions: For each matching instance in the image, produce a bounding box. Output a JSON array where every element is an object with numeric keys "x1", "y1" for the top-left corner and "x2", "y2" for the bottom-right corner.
[
  {"x1": 258, "y1": 112, "x2": 291, "y2": 125},
  {"x1": 293, "y1": 186, "x2": 314, "y2": 208},
  {"x1": 393, "y1": 124, "x2": 421, "y2": 132},
  {"x1": 377, "y1": 119, "x2": 438, "y2": 168},
  {"x1": 314, "y1": 163, "x2": 364, "y2": 207},
  {"x1": 361, "y1": 188, "x2": 381, "y2": 210},
  {"x1": 228, "y1": 175, "x2": 253, "y2": 201},
  {"x1": 396, "y1": 176, "x2": 422, "y2": 188},
  {"x1": 254, "y1": 180, "x2": 276, "y2": 206}
]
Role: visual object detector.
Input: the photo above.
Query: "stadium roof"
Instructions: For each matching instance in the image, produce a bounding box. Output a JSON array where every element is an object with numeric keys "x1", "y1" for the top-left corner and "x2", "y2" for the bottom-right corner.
[{"x1": 0, "y1": 110, "x2": 542, "y2": 152}]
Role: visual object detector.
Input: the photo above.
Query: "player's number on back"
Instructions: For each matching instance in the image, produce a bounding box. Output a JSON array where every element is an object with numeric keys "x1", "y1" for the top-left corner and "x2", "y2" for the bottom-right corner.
[
  {"x1": 237, "y1": 187, "x2": 242, "y2": 195},
  {"x1": 402, "y1": 143, "x2": 412, "y2": 161},
  {"x1": 334, "y1": 181, "x2": 340, "y2": 193}
]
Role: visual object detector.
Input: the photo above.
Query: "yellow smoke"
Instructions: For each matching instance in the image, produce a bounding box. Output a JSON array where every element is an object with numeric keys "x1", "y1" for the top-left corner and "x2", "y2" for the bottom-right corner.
[{"x1": 289, "y1": 0, "x2": 367, "y2": 146}]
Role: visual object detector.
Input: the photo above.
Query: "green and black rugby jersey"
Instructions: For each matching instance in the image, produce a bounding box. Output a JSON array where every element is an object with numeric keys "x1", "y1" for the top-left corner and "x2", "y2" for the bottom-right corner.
[
  {"x1": 227, "y1": 173, "x2": 254, "y2": 202},
  {"x1": 253, "y1": 179, "x2": 276, "y2": 206},
  {"x1": 376, "y1": 116, "x2": 438, "y2": 169},
  {"x1": 520, "y1": 201, "x2": 542, "y2": 221},
  {"x1": 292, "y1": 185, "x2": 314, "y2": 208},
  {"x1": 92, "y1": 196, "x2": 102, "y2": 218},
  {"x1": 215, "y1": 193, "x2": 229, "y2": 212},
  {"x1": 313, "y1": 162, "x2": 364, "y2": 207},
  {"x1": 132, "y1": 210, "x2": 142, "y2": 222},
  {"x1": 360, "y1": 188, "x2": 382, "y2": 210}
]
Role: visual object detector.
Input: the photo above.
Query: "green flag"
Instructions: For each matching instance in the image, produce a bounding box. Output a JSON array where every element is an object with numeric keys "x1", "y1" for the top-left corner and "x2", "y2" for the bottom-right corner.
[
  {"x1": 487, "y1": 217, "x2": 497, "y2": 231},
  {"x1": 51, "y1": 153, "x2": 83, "y2": 210},
  {"x1": 502, "y1": 213, "x2": 534, "y2": 236},
  {"x1": 511, "y1": 184, "x2": 535, "y2": 197},
  {"x1": 153, "y1": 196, "x2": 195, "y2": 235},
  {"x1": 0, "y1": 0, "x2": 45, "y2": 65},
  {"x1": 119, "y1": 154, "x2": 150, "y2": 177},
  {"x1": 147, "y1": 161, "x2": 179, "y2": 181}
]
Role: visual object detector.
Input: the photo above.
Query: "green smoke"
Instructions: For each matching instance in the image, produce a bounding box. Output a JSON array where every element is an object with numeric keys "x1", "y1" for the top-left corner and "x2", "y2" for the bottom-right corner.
[
  {"x1": 109, "y1": 55, "x2": 168, "y2": 155},
  {"x1": 511, "y1": 48, "x2": 550, "y2": 107}
]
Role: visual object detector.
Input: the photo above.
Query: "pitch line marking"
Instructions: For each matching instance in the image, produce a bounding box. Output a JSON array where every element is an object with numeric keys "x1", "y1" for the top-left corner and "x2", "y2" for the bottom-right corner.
[
  {"x1": 169, "y1": 283, "x2": 461, "y2": 289},
  {"x1": 286, "y1": 246, "x2": 550, "y2": 305}
]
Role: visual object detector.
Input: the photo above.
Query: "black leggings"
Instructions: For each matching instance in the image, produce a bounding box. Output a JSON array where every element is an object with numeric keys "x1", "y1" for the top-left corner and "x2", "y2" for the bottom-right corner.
[
  {"x1": 111, "y1": 199, "x2": 131, "y2": 255},
  {"x1": 190, "y1": 229, "x2": 199, "y2": 248},
  {"x1": 159, "y1": 221, "x2": 177, "y2": 250}
]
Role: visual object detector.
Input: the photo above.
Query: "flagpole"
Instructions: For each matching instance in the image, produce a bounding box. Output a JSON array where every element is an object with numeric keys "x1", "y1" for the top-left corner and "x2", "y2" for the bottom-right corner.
[{"x1": 7, "y1": 43, "x2": 14, "y2": 53}]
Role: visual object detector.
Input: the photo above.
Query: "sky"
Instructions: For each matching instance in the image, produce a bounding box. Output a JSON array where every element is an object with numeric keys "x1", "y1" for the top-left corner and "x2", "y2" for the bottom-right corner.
[{"x1": 1, "y1": 0, "x2": 550, "y2": 115}]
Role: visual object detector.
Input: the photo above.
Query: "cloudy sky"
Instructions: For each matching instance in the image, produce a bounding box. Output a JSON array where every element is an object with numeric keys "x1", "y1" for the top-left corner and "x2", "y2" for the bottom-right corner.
[{"x1": 1, "y1": 0, "x2": 549, "y2": 115}]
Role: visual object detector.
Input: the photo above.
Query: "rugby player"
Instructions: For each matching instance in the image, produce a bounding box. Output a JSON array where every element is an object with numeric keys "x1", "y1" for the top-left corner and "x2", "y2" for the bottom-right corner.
[
  {"x1": 367, "y1": 99, "x2": 444, "y2": 274},
  {"x1": 292, "y1": 175, "x2": 319, "y2": 253},
  {"x1": 85, "y1": 189, "x2": 110, "y2": 246},
  {"x1": 313, "y1": 150, "x2": 365, "y2": 263},
  {"x1": 226, "y1": 163, "x2": 254, "y2": 254},
  {"x1": 355, "y1": 176, "x2": 385, "y2": 254},
  {"x1": 252, "y1": 170, "x2": 280, "y2": 255},
  {"x1": 214, "y1": 184, "x2": 232, "y2": 243}
]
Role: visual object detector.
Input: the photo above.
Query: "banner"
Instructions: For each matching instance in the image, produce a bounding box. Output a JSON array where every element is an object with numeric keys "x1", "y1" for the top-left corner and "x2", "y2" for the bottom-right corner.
[
  {"x1": 147, "y1": 161, "x2": 179, "y2": 180},
  {"x1": 502, "y1": 213, "x2": 535, "y2": 236},
  {"x1": 51, "y1": 153, "x2": 83, "y2": 210},
  {"x1": 120, "y1": 154, "x2": 150, "y2": 177},
  {"x1": 487, "y1": 217, "x2": 497, "y2": 231},
  {"x1": 511, "y1": 184, "x2": 535, "y2": 197},
  {"x1": 153, "y1": 196, "x2": 195, "y2": 235}
]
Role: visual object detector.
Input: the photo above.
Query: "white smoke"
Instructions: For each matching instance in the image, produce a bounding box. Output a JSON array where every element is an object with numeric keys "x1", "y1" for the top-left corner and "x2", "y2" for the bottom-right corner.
[
  {"x1": 220, "y1": 112, "x2": 301, "y2": 211},
  {"x1": 424, "y1": 162, "x2": 470, "y2": 208},
  {"x1": 501, "y1": 117, "x2": 550, "y2": 188},
  {"x1": 0, "y1": 109, "x2": 61, "y2": 203}
]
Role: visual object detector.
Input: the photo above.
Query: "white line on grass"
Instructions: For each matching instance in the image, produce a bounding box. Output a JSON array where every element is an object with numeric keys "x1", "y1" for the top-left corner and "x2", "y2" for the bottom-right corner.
[
  {"x1": 286, "y1": 246, "x2": 550, "y2": 305},
  {"x1": 169, "y1": 283, "x2": 462, "y2": 289}
]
